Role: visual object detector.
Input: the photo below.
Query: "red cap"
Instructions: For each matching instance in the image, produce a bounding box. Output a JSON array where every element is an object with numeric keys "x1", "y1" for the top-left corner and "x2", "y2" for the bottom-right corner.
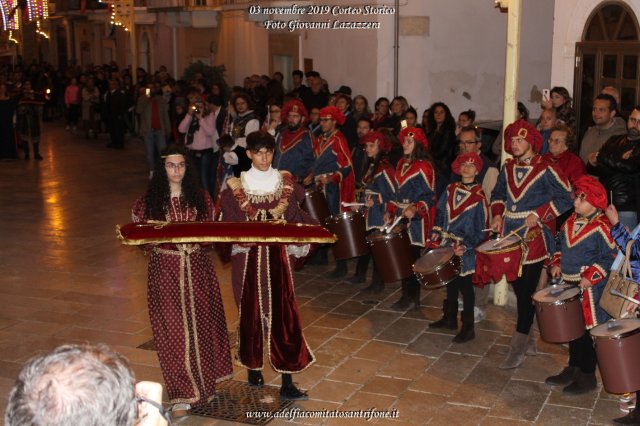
[
  {"x1": 574, "y1": 175, "x2": 608, "y2": 211},
  {"x1": 452, "y1": 152, "x2": 483, "y2": 175},
  {"x1": 399, "y1": 127, "x2": 428, "y2": 150},
  {"x1": 503, "y1": 119, "x2": 543, "y2": 154},
  {"x1": 359, "y1": 131, "x2": 391, "y2": 153},
  {"x1": 319, "y1": 106, "x2": 345, "y2": 126},
  {"x1": 282, "y1": 100, "x2": 308, "y2": 124}
]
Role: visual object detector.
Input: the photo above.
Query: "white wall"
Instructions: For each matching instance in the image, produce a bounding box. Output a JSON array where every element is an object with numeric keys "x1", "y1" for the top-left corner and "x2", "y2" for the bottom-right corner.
[
  {"x1": 551, "y1": 0, "x2": 640, "y2": 91},
  {"x1": 375, "y1": 0, "x2": 554, "y2": 120},
  {"x1": 212, "y1": 0, "x2": 555, "y2": 120}
]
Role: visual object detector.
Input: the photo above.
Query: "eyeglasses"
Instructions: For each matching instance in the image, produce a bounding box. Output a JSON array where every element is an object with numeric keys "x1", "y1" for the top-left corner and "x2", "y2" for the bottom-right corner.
[
  {"x1": 165, "y1": 162, "x2": 186, "y2": 170},
  {"x1": 629, "y1": 117, "x2": 640, "y2": 126}
]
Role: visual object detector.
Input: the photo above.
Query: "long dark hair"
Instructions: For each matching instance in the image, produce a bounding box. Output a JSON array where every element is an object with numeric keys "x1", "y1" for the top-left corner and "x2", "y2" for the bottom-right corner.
[
  {"x1": 427, "y1": 102, "x2": 456, "y2": 134},
  {"x1": 144, "y1": 145, "x2": 207, "y2": 220}
]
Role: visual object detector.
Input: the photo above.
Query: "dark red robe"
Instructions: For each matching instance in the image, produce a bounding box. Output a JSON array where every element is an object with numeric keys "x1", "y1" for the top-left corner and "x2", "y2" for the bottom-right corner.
[{"x1": 218, "y1": 170, "x2": 315, "y2": 373}]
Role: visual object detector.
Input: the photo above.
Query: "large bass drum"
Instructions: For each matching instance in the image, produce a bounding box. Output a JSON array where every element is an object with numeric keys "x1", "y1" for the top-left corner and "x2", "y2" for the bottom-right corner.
[
  {"x1": 302, "y1": 188, "x2": 331, "y2": 224},
  {"x1": 532, "y1": 284, "x2": 585, "y2": 343},
  {"x1": 366, "y1": 228, "x2": 413, "y2": 283},
  {"x1": 413, "y1": 247, "x2": 461, "y2": 290},
  {"x1": 591, "y1": 319, "x2": 640, "y2": 394},
  {"x1": 324, "y1": 212, "x2": 368, "y2": 260}
]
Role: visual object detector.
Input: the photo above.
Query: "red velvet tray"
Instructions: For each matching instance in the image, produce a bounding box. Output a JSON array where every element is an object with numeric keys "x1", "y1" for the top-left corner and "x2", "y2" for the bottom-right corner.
[{"x1": 116, "y1": 221, "x2": 336, "y2": 245}]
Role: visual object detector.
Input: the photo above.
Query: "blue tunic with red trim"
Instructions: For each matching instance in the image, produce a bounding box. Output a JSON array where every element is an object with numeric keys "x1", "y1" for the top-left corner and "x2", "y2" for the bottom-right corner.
[
  {"x1": 274, "y1": 127, "x2": 314, "y2": 182},
  {"x1": 490, "y1": 155, "x2": 573, "y2": 264},
  {"x1": 432, "y1": 182, "x2": 489, "y2": 275},
  {"x1": 552, "y1": 211, "x2": 617, "y2": 329},
  {"x1": 388, "y1": 158, "x2": 437, "y2": 247},
  {"x1": 363, "y1": 158, "x2": 396, "y2": 230},
  {"x1": 312, "y1": 129, "x2": 355, "y2": 215}
]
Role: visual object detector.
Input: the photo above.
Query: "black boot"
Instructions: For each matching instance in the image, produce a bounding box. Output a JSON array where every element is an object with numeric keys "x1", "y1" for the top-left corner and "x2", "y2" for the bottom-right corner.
[
  {"x1": 33, "y1": 143, "x2": 43, "y2": 160},
  {"x1": 364, "y1": 273, "x2": 384, "y2": 293},
  {"x1": 545, "y1": 366, "x2": 578, "y2": 386},
  {"x1": 247, "y1": 369, "x2": 264, "y2": 387},
  {"x1": 348, "y1": 255, "x2": 369, "y2": 284},
  {"x1": 409, "y1": 280, "x2": 421, "y2": 310},
  {"x1": 562, "y1": 370, "x2": 597, "y2": 395},
  {"x1": 391, "y1": 280, "x2": 411, "y2": 310},
  {"x1": 614, "y1": 408, "x2": 640, "y2": 425},
  {"x1": 280, "y1": 373, "x2": 308, "y2": 401},
  {"x1": 430, "y1": 299, "x2": 458, "y2": 329},
  {"x1": 328, "y1": 259, "x2": 348, "y2": 279},
  {"x1": 453, "y1": 310, "x2": 475, "y2": 343}
]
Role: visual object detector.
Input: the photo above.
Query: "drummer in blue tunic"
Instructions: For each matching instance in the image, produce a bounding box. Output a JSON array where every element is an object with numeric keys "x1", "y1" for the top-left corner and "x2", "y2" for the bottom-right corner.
[
  {"x1": 347, "y1": 131, "x2": 397, "y2": 292},
  {"x1": 546, "y1": 175, "x2": 617, "y2": 395},
  {"x1": 273, "y1": 99, "x2": 315, "y2": 184},
  {"x1": 490, "y1": 119, "x2": 573, "y2": 369},
  {"x1": 309, "y1": 106, "x2": 355, "y2": 278},
  {"x1": 429, "y1": 152, "x2": 489, "y2": 342},
  {"x1": 385, "y1": 127, "x2": 437, "y2": 310}
]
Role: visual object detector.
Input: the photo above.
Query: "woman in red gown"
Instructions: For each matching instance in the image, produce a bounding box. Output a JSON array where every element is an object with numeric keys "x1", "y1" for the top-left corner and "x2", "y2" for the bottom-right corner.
[{"x1": 132, "y1": 145, "x2": 232, "y2": 416}]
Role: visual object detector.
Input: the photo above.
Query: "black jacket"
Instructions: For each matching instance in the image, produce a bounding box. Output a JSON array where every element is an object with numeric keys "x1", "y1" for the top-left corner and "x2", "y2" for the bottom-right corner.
[{"x1": 587, "y1": 134, "x2": 640, "y2": 213}]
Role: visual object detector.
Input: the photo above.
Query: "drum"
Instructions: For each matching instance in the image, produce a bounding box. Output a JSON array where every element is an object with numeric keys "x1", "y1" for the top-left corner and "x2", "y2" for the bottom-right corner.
[
  {"x1": 324, "y1": 212, "x2": 368, "y2": 260},
  {"x1": 366, "y1": 229, "x2": 413, "y2": 283},
  {"x1": 591, "y1": 319, "x2": 640, "y2": 394},
  {"x1": 532, "y1": 284, "x2": 585, "y2": 343},
  {"x1": 302, "y1": 188, "x2": 331, "y2": 224},
  {"x1": 413, "y1": 247, "x2": 461, "y2": 290},
  {"x1": 474, "y1": 235, "x2": 524, "y2": 285}
]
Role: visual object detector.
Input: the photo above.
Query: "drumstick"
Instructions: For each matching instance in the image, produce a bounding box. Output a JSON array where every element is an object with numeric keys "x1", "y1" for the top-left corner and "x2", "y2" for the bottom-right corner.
[
  {"x1": 491, "y1": 224, "x2": 528, "y2": 248},
  {"x1": 341, "y1": 202, "x2": 365, "y2": 207},
  {"x1": 610, "y1": 289, "x2": 640, "y2": 306},
  {"x1": 385, "y1": 216, "x2": 403, "y2": 234}
]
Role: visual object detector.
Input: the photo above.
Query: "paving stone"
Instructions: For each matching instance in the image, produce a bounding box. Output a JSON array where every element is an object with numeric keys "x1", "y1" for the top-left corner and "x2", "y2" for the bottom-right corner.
[
  {"x1": 337, "y1": 310, "x2": 401, "y2": 340},
  {"x1": 428, "y1": 403, "x2": 489, "y2": 425},
  {"x1": 589, "y1": 397, "x2": 626, "y2": 425},
  {"x1": 308, "y1": 313, "x2": 358, "y2": 330},
  {"x1": 327, "y1": 357, "x2": 385, "y2": 384},
  {"x1": 360, "y1": 375, "x2": 411, "y2": 396},
  {"x1": 308, "y1": 379, "x2": 361, "y2": 403},
  {"x1": 331, "y1": 299, "x2": 374, "y2": 316},
  {"x1": 489, "y1": 379, "x2": 550, "y2": 422},
  {"x1": 536, "y1": 404, "x2": 591, "y2": 425},
  {"x1": 313, "y1": 337, "x2": 367, "y2": 368},
  {"x1": 405, "y1": 331, "x2": 453, "y2": 357},
  {"x1": 376, "y1": 317, "x2": 428, "y2": 344}
]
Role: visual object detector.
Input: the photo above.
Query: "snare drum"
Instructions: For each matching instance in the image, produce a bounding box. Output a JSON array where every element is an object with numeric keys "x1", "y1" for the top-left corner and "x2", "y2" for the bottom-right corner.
[
  {"x1": 474, "y1": 235, "x2": 524, "y2": 285},
  {"x1": 413, "y1": 247, "x2": 461, "y2": 290},
  {"x1": 591, "y1": 319, "x2": 640, "y2": 394},
  {"x1": 302, "y1": 188, "x2": 331, "y2": 224},
  {"x1": 533, "y1": 284, "x2": 585, "y2": 343},
  {"x1": 366, "y1": 229, "x2": 413, "y2": 283},
  {"x1": 324, "y1": 212, "x2": 368, "y2": 260}
]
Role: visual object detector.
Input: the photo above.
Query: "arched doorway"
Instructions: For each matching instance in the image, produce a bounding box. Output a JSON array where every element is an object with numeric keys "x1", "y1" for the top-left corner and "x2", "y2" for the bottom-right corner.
[{"x1": 574, "y1": 1, "x2": 640, "y2": 137}]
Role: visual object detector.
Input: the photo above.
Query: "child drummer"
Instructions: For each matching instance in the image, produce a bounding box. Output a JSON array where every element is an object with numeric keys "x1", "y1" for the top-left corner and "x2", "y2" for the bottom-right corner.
[
  {"x1": 546, "y1": 175, "x2": 617, "y2": 395},
  {"x1": 429, "y1": 152, "x2": 489, "y2": 343}
]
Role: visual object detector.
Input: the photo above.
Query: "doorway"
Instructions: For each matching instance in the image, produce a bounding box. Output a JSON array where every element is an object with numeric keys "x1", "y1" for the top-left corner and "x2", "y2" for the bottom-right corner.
[{"x1": 573, "y1": 2, "x2": 640, "y2": 137}]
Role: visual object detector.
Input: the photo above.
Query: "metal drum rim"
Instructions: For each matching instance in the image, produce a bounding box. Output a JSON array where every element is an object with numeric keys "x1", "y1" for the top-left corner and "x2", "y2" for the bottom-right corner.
[
  {"x1": 591, "y1": 321, "x2": 640, "y2": 340},
  {"x1": 532, "y1": 293, "x2": 582, "y2": 306},
  {"x1": 413, "y1": 256, "x2": 460, "y2": 275}
]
